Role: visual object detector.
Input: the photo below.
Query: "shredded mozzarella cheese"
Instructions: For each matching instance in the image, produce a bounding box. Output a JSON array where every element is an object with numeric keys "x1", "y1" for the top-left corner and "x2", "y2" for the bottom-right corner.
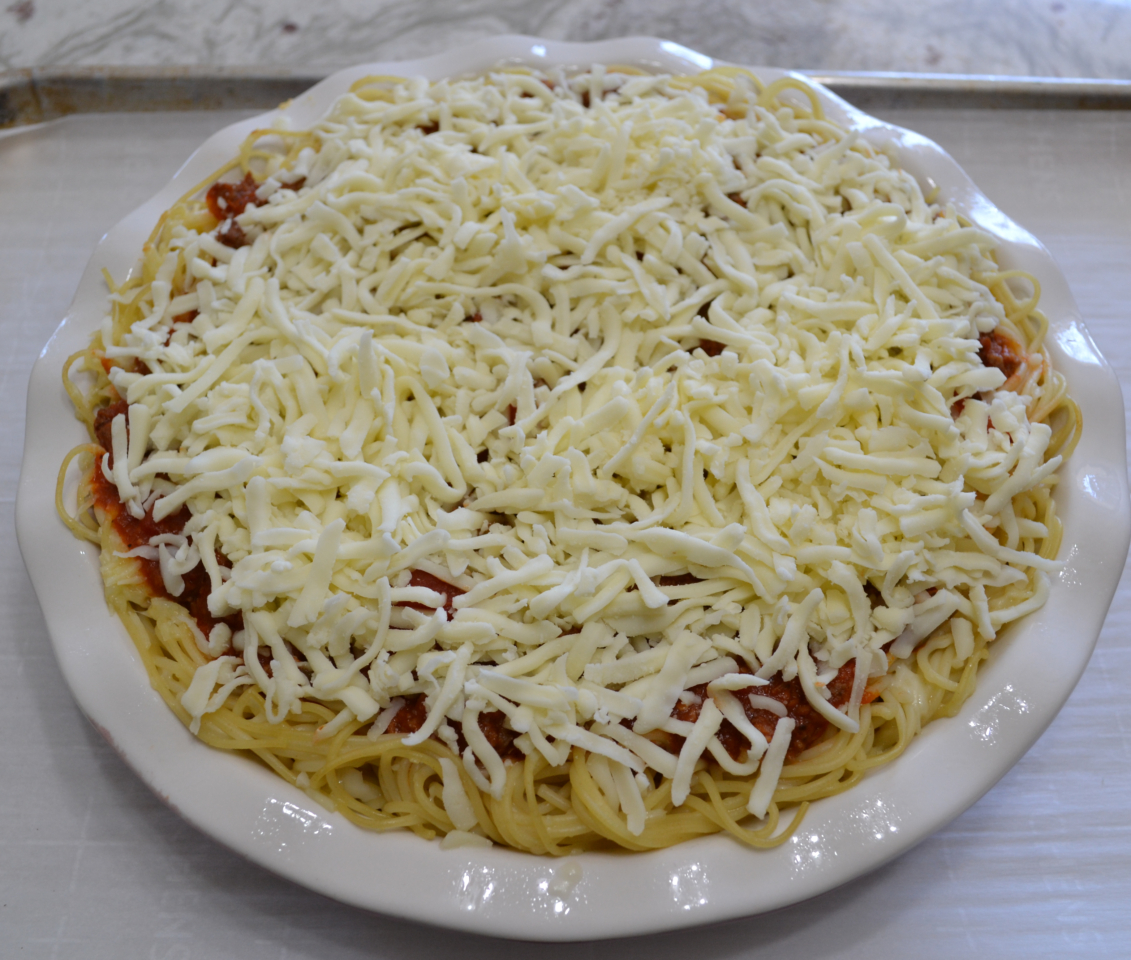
[{"x1": 102, "y1": 68, "x2": 1062, "y2": 818}]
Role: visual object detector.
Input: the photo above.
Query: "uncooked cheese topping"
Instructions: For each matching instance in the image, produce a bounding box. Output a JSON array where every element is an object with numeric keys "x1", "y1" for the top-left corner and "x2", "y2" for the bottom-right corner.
[{"x1": 95, "y1": 68, "x2": 1060, "y2": 826}]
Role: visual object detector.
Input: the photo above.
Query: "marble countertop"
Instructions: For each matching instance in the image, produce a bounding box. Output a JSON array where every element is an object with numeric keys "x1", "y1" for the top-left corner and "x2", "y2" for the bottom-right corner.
[{"x1": 3, "y1": 0, "x2": 1131, "y2": 79}]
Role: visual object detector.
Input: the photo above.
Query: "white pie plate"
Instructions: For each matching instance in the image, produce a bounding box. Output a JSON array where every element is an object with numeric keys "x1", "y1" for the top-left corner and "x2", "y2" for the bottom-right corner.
[{"x1": 16, "y1": 34, "x2": 1131, "y2": 942}]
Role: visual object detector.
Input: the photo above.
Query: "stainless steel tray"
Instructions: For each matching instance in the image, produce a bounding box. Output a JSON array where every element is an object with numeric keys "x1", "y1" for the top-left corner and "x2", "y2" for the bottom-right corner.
[{"x1": 3, "y1": 66, "x2": 1131, "y2": 128}]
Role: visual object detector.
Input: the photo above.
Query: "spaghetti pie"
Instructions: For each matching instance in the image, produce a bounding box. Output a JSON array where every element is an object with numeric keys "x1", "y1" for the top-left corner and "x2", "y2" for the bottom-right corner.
[{"x1": 58, "y1": 67, "x2": 1079, "y2": 853}]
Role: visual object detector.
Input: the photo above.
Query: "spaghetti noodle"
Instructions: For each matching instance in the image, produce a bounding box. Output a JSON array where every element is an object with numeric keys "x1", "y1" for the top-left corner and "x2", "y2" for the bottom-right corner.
[{"x1": 58, "y1": 66, "x2": 1079, "y2": 854}]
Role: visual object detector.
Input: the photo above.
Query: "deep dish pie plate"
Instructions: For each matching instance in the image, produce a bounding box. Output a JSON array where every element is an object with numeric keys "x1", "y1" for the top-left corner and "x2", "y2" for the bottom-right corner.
[{"x1": 16, "y1": 34, "x2": 1130, "y2": 941}]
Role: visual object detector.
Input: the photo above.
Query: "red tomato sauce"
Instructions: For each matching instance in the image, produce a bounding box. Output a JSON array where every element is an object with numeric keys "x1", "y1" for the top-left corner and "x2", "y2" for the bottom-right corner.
[
  {"x1": 979, "y1": 328, "x2": 1024, "y2": 380},
  {"x1": 468, "y1": 709, "x2": 525, "y2": 762},
  {"x1": 90, "y1": 401, "x2": 243, "y2": 640},
  {"x1": 385, "y1": 694, "x2": 430, "y2": 735},
  {"x1": 386, "y1": 572, "x2": 529, "y2": 757},
  {"x1": 398, "y1": 569, "x2": 466, "y2": 616},
  {"x1": 205, "y1": 171, "x2": 262, "y2": 221},
  {"x1": 205, "y1": 171, "x2": 272, "y2": 249},
  {"x1": 383, "y1": 693, "x2": 524, "y2": 761},
  {"x1": 657, "y1": 574, "x2": 703, "y2": 587},
  {"x1": 694, "y1": 299, "x2": 726, "y2": 356},
  {"x1": 669, "y1": 661, "x2": 856, "y2": 761},
  {"x1": 216, "y1": 221, "x2": 250, "y2": 249}
]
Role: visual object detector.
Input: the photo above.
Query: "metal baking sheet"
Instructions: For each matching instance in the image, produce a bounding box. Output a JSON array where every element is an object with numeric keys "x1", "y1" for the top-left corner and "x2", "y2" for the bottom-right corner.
[{"x1": 3, "y1": 65, "x2": 1131, "y2": 128}]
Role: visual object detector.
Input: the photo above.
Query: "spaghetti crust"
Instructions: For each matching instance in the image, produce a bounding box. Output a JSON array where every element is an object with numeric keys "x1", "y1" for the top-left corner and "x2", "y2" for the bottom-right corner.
[{"x1": 58, "y1": 67, "x2": 1078, "y2": 854}]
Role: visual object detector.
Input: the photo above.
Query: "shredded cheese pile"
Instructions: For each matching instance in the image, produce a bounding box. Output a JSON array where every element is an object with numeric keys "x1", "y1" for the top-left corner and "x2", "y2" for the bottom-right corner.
[{"x1": 97, "y1": 68, "x2": 1060, "y2": 830}]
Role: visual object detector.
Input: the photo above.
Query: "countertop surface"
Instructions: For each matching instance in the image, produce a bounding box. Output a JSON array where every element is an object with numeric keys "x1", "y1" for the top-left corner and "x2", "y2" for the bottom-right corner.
[
  {"x1": 3, "y1": 0, "x2": 1131, "y2": 79},
  {"x1": 2, "y1": 7, "x2": 1131, "y2": 958}
]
